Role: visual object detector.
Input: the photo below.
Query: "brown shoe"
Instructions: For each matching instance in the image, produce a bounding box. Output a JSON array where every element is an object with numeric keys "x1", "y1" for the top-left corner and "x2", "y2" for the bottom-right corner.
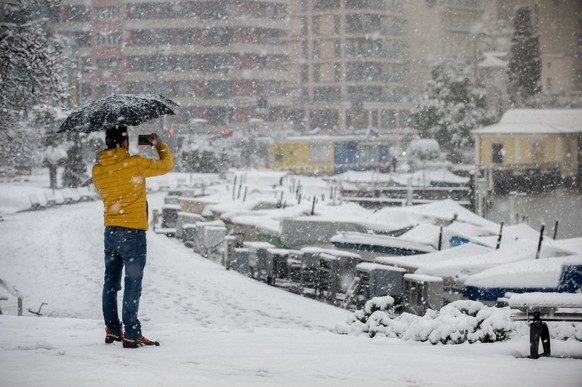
[
  {"x1": 105, "y1": 328, "x2": 124, "y2": 344},
  {"x1": 122, "y1": 335, "x2": 160, "y2": 348}
]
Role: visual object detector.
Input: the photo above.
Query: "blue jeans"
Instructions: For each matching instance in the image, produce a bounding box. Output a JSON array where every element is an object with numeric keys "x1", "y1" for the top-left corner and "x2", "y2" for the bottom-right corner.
[{"x1": 102, "y1": 226, "x2": 147, "y2": 339}]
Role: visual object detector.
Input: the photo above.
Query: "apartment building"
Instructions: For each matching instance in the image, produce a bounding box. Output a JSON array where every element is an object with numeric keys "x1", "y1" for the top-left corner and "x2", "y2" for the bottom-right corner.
[
  {"x1": 51, "y1": 0, "x2": 581, "y2": 141},
  {"x1": 51, "y1": 0, "x2": 291, "y2": 135},
  {"x1": 284, "y1": 0, "x2": 514, "y2": 138},
  {"x1": 521, "y1": 0, "x2": 582, "y2": 96},
  {"x1": 285, "y1": 0, "x2": 411, "y2": 136}
]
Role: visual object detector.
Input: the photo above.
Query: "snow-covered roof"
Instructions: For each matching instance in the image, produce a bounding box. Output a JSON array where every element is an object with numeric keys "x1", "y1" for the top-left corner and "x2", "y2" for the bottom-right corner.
[
  {"x1": 507, "y1": 290, "x2": 582, "y2": 308},
  {"x1": 472, "y1": 109, "x2": 582, "y2": 135}
]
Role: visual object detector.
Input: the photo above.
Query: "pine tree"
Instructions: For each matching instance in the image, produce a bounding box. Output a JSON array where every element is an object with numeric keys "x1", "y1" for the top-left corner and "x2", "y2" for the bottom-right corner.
[
  {"x1": 411, "y1": 59, "x2": 494, "y2": 162},
  {"x1": 507, "y1": 7, "x2": 541, "y2": 106}
]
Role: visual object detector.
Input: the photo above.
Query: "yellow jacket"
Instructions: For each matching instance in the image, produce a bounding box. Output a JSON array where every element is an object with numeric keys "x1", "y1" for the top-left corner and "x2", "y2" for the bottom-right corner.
[{"x1": 92, "y1": 144, "x2": 173, "y2": 230}]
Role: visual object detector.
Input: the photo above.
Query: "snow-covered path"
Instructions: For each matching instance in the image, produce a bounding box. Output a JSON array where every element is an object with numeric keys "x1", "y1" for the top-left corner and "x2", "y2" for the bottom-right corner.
[
  {"x1": 0, "y1": 195, "x2": 349, "y2": 329},
  {"x1": 1, "y1": 190, "x2": 582, "y2": 386}
]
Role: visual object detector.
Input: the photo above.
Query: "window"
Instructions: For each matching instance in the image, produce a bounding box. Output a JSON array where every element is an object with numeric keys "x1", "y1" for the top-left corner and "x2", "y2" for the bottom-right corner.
[
  {"x1": 76, "y1": 56, "x2": 92, "y2": 73},
  {"x1": 96, "y1": 32, "x2": 121, "y2": 47},
  {"x1": 346, "y1": 62, "x2": 382, "y2": 81},
  {"x1": 399, "y1": 110, "x2": 411, "y2": 126},
  {"x1": 96, "y1": 57, "x2": 120, "y2": 71},
  {"x1": 265, "y1": 4, "x2": 275, "y2": 18},
  {"x1": 531, "y1": 142, "x2": 544, "y2": 163},
  {"x1": 127, "y1": 4, "x2": 152, "y2": 19},
  {"x1": 96, "y1": 6, "x2": 119, "y2": 21},
  {"x1": 313, "y1": 41, "x2": 320, "y2": 59},
  {"x1": 313, "y1": 87, "x2": 341, "y2": 102},
  {"x1": 381, "y1": 110, "x2": 396, "y2": 128},
  {"x1": 313, "y1": 16, "x2": 320, "y2": 35},
  {"x1": 157, "y1": 30, "x2": 173, "y2": 45},
  {"x1": 346, "y1": 0, "x2": 386, "y2": 10},
  {"x1": 546, "y1": 77, "x2": 552, "y2": 92},
  {"x1": 334, "y1": 63, "x2": 342, "y2": 81},
  {"x1": 358, "y1": 145, "x2": 377, "y2": 164},
  {"x1": 178, "y1": 30, "x2": 193, "y2": 45},
  {"x1": 348, "y1": 86, "x2": 382, "y2": 101},
  {"x1": 371, "y1": 110, "x2": 378, "y2": 128},
  {"x1": 69, "y1": 32, "x2": 91, "y2": 48},
  {"x1": 206, "y1": 80, "x2": 231, "y2": 98},
  {"x1": 302, "y1": 41, "x2": 309, "y2": 59},
  {"x1": 346, "y1": 38, "x2": 383, "y2": 57},
  {"x1": 334, "y1": 16, "x2": 341, "y2": 34},
  {"x1": 63, "y1": 5, "x2": 90, "y2": 22},
  {"x1": 205, "y1": 28, "x2": 231, "y2": 46},
  {"x1": 198, "y1": 54, "x2": 230, "y2": 73},
  {"x1": 265, "y1": 30, "x2": 278, "y2": 45},
  {"x1": 301, "y1": 65, "x2": 309, "y2": 83},
  {"x1": 314, "y1": 64, "x2": 321, "y2": 82},
  {"x1": 334, "y1": 40, "x2": 341, "y2": 57},
  {"x1": 134, "y1": 30, "x2": 153, "y2": 46},
  {"x1": 565, "y1": 142, "x2": 573, "y2": 167},
  {"x1": 310, "y1": 143, "x2": 331, "y2": 163},
  {"x1": 176, "y1": 82, "x2": 194, "y2": 97},
  {"x1": 345, "y1": 14, "x2": 383, "y2": 33},
  {"x1": 204, "y1": 1, "x2": 231, "y2": 19},
  {"x1": 313, "y1": 0, "x2": 340, "y2": 9},
  {"x1": 492, "y1": 143, "x2": 504, "y2": 164},
  {"x1": 96, "y1": 83, "x2": 121, "y2": 99}
]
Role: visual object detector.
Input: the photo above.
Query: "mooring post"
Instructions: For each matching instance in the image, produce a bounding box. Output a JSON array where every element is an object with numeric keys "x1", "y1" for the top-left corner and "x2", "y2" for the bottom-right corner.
[
  {"x1": 496, "y1": 222, "x2": 504, "y2": 250},
  {"x1": 535, "y1": 224, "x2": 545, "y2": 260},
  {"x1": 311, "y1": 196, "x2": 316, "y2": 215},
  {"x1": 553, "y1": 220, "x2": 559, "y2": 240},
  {"x1": 438, "y1": 226, "x2": 443, "y2": 251}
]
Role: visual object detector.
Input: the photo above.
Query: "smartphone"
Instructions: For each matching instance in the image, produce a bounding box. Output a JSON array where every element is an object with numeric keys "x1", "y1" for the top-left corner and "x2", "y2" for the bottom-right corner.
[{"x1": 138, "y1": 134, "x2": 152, "y2": 146}]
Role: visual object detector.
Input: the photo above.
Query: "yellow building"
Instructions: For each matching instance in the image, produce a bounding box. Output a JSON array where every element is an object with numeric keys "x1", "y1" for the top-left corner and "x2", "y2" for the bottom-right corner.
[
  {"x1": 267, "y1": 137, "x2": 335, "y2": 175},
  {"x1": 472, "y1": 109, "x2": 582, "y2": 191},
  {"x1": 265, "y1": 135, "x2": 394, "y2": 175}
]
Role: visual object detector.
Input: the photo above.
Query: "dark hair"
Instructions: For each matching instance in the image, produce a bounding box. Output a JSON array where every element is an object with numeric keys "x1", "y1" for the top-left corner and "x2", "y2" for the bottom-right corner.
[{"x1": 105, "y1": 126, "x2": 128, "y2": 149}]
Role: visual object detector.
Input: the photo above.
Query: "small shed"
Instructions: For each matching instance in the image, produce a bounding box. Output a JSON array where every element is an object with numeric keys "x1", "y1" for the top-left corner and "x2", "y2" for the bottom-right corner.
[{"x1": 472, "y1": 109, "x2": 582, "y2": 190}]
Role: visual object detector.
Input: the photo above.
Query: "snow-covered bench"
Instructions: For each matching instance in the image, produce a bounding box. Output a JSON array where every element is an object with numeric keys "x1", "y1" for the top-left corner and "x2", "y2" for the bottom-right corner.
[
  {"x1": 44, "y1": 190, "x2": 66, "y2": 207},
  {"x1": 28, "y1": 193, "x2": 48, "y2": 210},
  {"x1": 77, "y1": 185, "x2": 98, "y2": 201},
  {"x1": 505, "y1": 292, "x2": 582, "y2": 359},
  {"x1": 62, "y1": 188, "x2": 81, "y2": 204}
]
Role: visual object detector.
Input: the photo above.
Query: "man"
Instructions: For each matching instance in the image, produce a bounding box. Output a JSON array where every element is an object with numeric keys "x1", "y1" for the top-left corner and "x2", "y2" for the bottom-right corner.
[{"x1": 92, "y1": 126, "x2": 173, "y2": 348}]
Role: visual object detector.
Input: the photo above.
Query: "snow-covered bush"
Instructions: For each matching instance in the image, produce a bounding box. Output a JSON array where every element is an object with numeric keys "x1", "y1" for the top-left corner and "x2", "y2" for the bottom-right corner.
[
  {"x1": 337, "y1": 298, "x2": 513, "y2": 344},
  {"x1": 337, "y1": 297, "x2": 582, "y2": 344}
]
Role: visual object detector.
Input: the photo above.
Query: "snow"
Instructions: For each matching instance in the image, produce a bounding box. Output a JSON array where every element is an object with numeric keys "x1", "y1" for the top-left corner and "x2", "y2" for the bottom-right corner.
[
  {"x1": 330, "y1": 231, "x2": 436, "y2": 253},
  {"x1": 464, "y1": 257, "x2": 574, "y2": 289},
  {"x1": 465, "y1": 254, "x2": 582, "y2": 290},
  {"x1": 1, "y1": 169, "x2": 582, "y2": 386},
  {"x1": 472, "y1": 109, "x2": 582, "y2": 135},
  {"x1": 507, "y1": 293, "x2": 582, "y2": 309},
  {"x1": 375, "y1": 243, "x2": 492, "y2": 272}
]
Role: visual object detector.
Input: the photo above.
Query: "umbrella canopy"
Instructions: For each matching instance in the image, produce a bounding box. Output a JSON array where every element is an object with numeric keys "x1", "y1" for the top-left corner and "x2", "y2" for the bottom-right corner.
[{"x1": 57, "y1": 94, "x2": 179, "y2": 133}]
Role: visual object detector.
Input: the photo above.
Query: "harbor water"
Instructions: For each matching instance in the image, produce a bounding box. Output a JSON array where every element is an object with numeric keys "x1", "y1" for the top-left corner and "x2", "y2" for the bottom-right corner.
[{"x1": 484, "y1": 189, "x2": 582, "y2": 239}]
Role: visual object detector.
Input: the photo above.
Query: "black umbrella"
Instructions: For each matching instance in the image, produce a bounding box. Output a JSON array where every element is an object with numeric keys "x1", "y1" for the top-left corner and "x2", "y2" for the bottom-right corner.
[{"x1": 57, "y1": 94, "x2": 179, "y2": 133}]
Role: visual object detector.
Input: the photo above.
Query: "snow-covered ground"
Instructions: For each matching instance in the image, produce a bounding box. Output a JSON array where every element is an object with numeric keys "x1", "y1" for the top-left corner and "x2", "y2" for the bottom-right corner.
[{"x1": 1, "y1": 169, "x2": 582, "y2": 386}]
